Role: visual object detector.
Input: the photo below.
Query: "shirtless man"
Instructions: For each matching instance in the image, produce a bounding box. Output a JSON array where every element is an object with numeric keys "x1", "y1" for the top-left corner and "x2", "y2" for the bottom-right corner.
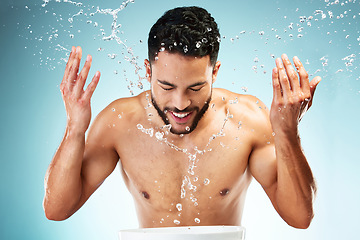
[{"x1": 43, "y1": 6, "x2": 321, "y2": 229}]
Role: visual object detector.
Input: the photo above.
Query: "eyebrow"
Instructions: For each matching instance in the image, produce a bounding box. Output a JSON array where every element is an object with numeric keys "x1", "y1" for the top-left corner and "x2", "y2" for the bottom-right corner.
[
  {"x1": 157, "y1": 79, "x2": 176, "y2": 87},
  {"x1": 157, "y1": 79, "x2": 207, "y2": 88}
]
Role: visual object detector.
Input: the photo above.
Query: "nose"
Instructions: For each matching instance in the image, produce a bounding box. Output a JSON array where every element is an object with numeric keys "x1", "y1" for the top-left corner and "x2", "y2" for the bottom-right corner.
[{"x1": 172, "y1": 91, "x2": 191, "y2": 111}]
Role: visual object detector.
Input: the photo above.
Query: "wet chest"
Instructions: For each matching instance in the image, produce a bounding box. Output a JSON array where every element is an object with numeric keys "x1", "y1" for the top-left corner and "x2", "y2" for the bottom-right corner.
[{"x1": 117, "y1": 128, "x2": 252, "y2": 210}]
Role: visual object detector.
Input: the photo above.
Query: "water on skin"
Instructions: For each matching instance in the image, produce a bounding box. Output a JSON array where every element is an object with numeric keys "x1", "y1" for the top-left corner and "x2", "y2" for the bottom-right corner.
[
  {"x1": 137, "y1": 99, "x2": 234, "y2": 220},
  {"x1": 176, "y1": 203, "x2": 182, "y2": 211}
]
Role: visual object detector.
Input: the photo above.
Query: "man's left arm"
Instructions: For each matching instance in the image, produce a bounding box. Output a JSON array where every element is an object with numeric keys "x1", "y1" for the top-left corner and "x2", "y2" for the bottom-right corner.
[{"x1": 249, "y1": 54, "x2": 321, "y2": 229}]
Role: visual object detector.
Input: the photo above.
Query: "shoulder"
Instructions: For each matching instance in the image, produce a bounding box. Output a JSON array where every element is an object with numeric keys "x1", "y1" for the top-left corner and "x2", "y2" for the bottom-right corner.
[
  {"x1": 96, "y1": 91, "x2": 147, "y2": 124},
  {"x1": 213, "y1": 88, "x2": 269, "y2": 124},
  {"x1": 213, "y1": 88, "x2": 273, "y2": 144},
  {"x1": 87, "y1": 91, "x2": 148, "y2": 142}
]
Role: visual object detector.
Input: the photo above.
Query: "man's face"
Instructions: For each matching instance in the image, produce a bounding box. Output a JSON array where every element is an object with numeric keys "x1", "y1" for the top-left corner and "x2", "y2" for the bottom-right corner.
[{"x1": 146, "y1": 51, "x2": 221, "y2": 135}]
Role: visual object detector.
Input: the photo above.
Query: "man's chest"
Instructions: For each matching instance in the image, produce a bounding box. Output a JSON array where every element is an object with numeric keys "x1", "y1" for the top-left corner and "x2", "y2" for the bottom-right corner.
[{"x1": 115, "y1": 127, "x2": 253, "y2": 206}]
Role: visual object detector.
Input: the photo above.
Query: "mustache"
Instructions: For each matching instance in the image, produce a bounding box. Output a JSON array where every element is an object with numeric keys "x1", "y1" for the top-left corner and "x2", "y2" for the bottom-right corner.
[{"x1": 164, "y1": 107, "x2": 199, "y2": 113}]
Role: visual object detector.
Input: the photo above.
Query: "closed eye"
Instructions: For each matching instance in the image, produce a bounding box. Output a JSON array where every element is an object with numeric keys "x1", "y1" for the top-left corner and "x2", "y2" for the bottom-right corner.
[
  {"x1": 161, "y1": 86, "x2": 174, "y2": 91},
  {"x1": 188, "y1": 81, "x2": 207, "y2": 92},
  {"x1": 189, "y1": 87, "x2": 202, "y2": 92}
]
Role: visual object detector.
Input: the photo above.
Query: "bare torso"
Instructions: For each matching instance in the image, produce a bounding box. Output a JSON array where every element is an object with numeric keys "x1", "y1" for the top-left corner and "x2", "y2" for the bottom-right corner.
[
  {"x1": 45, "y1": 46, "x2": 317, "y2": 229},
  {"x1": 94, "y1": 88, "x2": 270, "y2": 228}
]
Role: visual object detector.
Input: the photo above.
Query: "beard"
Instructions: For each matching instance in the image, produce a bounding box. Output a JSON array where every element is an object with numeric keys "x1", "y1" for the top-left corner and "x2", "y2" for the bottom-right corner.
[{"x1": 151, "y1": 92, "x2": 212, "y2": 135}]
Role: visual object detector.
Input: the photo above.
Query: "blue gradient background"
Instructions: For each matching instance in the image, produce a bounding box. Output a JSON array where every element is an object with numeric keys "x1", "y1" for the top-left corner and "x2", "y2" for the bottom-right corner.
[{"x1": 0, "y1": 0, "x2": 359, "y2": 239}]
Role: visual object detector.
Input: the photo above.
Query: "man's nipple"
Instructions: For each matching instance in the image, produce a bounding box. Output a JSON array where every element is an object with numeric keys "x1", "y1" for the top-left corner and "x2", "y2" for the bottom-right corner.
[
  {"x1": 141, "y1": 191, "x2": 150, "y2": 199},
  {"x1": 219, "y1": 188, "x2": 230, "y2": 196}
]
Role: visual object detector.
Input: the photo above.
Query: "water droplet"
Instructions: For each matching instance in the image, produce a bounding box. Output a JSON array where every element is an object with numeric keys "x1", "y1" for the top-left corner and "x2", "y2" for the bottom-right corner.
[
  {"x1": 155, "y1": 131, "x2": 164, "y2": 140},
  {"x1": 174, "y1": 219, "x2": 180, "y2": 225},
  {"x1": 185, "y1": 126, "x2": 190, "y2": 131},
  {"x1": 194, "y1": 218, "x2": 200, "y2": 223},
  {"x1": 108, "y1": 53, "x2": 117, "y2": 59},
  {"x1": 147, "y1": 128, "x2": 154, "y2": 137},
  {"x1": 204, "y1": 178, "x2": 210, "y2": 185},
  {"x1": 176, "y1": 203, "x2": 182, "y2": 211}
]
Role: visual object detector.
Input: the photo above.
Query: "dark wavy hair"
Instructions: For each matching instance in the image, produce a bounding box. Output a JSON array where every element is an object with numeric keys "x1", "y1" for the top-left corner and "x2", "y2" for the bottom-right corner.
[{"x1": 148, "y1": 6, "x2": 220, "y2": 66}]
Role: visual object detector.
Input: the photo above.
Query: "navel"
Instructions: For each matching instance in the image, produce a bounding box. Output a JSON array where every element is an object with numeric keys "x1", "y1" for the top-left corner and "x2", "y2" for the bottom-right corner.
[
  {"x1": 141, "y1": 191, "x2": 150, "y2": 200},
  {"x1": 219, "y1": 188, "x2": 230, "y2": 196}
]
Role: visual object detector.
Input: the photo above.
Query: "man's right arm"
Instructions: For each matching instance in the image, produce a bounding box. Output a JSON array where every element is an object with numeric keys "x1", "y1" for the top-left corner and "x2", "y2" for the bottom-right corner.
[{"x1": 43, "y1": 46, "x2": 118, "y2": 220}]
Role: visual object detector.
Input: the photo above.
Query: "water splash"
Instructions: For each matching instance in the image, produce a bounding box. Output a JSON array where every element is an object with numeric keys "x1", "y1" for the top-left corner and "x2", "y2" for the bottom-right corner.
[
  {"x1": 26, "y1": 0, "x2": 143, "y2": 93},
  {"x1": 17, "y1": 0, "x2": 359, "y2": 91}
]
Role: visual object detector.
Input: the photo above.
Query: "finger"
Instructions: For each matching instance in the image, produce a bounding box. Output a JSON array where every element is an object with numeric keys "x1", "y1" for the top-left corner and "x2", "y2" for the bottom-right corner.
[
  {"x1": 308, "y1": 76, "x2": 321, "y2": 107},
  {"x1": 82, "y1": 71, "x2": 100, "y2": 101},
  {"x1": 73, "y1": 54, "x2": 92, "y2": 98},
  {"x1": 276, "y1": 58, "x2": 291, "y2": 98},
  {"x1": 77, "y1": 45, "x2": 82, "y2": 59},
  {"x1": 61, "y1": 46, "x2": 76, "y2": 91},
  {"x1": 272, "y1": 67, "x2": 282, "y2": 101},
  {"x1": 293, "y1": 56, "x2": 310, "y2": 94},
  {"x1": 282, "y1": 54, "x2": 300, "y2": 92},
  {"x1": 67, "y1": 46, "x2": 82, "y2": 91}
]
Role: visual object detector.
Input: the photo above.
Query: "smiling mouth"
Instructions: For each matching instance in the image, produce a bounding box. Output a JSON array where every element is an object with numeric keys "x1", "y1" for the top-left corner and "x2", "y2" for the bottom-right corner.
[
  {"x1": 169, "y1": 111, "x2": 193, "y2": 124},
  {"x1": 172, "y1": 112, "x2": 190, "y2": 118}
]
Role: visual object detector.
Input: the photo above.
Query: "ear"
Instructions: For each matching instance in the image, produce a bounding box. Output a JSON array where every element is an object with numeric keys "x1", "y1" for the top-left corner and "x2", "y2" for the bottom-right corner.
[
  {"x1": 144, "y1": 59, "x2": 151, "y2": 83},
  {"x1": 212, "y1": 61, "x2": 221, "y2": 84}
]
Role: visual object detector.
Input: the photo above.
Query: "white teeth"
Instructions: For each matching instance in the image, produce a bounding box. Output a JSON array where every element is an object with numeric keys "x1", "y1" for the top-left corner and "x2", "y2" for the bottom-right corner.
[{"x1": 172, "y1": 112, "x2": 190, "y2": 118}]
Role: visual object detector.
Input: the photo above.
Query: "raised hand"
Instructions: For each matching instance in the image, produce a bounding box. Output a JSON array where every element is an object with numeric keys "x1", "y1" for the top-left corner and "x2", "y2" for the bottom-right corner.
[
  {"x1": 270, "y1": 54, "x2": 321, "y2": 136},
  {"x1": 59, "y1": 46, "x2": 100, "y2": 134}
]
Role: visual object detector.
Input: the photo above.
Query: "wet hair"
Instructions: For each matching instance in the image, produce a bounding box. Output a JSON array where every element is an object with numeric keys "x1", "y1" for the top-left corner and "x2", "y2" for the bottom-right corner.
[{"x1": 148, "y1": 6, "x2": 220, "y2": 66}]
